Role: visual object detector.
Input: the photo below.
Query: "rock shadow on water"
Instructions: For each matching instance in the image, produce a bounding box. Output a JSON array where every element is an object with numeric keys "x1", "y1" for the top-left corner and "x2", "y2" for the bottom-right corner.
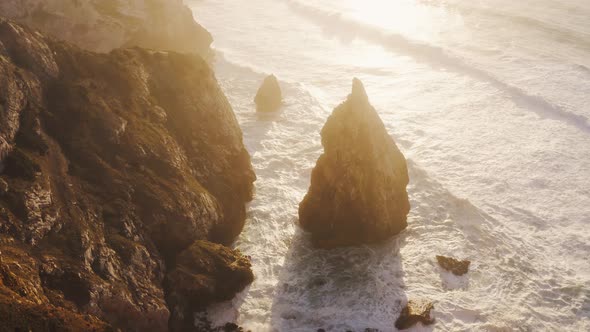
[
  {"x1": 270, "y1": 228, "x2": 412, "y2": 332},
  {"x1": 437, "y1": 268, "x2": 470, "y2": 291},
  {"x1": 255, "y1": 106, "x2": 285, "y2": 121}
]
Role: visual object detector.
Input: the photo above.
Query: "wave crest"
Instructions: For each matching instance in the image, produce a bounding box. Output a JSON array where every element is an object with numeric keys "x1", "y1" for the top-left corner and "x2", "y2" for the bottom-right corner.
[{"x1": 284, "y1": 0, "x2": 590, "y2": 134}]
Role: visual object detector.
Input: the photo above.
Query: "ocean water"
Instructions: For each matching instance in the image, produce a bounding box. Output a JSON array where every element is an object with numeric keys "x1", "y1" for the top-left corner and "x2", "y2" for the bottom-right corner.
[{"x1": 188, "y1": 1, "x2": 590, "y2": 331}]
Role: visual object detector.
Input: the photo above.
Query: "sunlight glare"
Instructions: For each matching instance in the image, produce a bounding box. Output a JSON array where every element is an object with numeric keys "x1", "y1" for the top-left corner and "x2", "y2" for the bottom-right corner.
[{"x1": 341, "y1": 0, "x2": 458, "y2": 42}]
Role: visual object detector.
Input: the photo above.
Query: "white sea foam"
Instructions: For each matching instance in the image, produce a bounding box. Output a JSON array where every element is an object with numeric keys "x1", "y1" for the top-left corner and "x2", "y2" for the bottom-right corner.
[{"x1": 190, "y1": 0, "x2": 590, "y2": 330}]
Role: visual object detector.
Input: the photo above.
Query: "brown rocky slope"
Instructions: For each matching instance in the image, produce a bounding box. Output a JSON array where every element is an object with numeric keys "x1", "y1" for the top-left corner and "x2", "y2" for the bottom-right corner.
[{"x1": 0, "y1": 19, "x2": 255, "y2": 331}]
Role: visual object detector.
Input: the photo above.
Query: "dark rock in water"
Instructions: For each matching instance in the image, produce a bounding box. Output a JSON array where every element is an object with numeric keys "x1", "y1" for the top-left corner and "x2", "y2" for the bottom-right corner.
[
  {"x1": 194, "y1": 313, "x2": 252, "y2": 332},
  {"x1": 166, "y1": 241, "x2": 254, "y2": 331},
  {"x1": 0, "y1": 19, "x2": 254, "y2": 331},
  {"x1": 436, "y1": 255, "x2": 471, "y2": 276},
  {"x1": 298, "y1": 78, "x2": 410, "y2": 248},
  {"x1": 395, "y1": 299, "x2": 435, "y2": 330},
  {"x1": 217, "y1": 323, "x2": 249, "y2": 332},
  {"x1": 255, "y1": 74, "x2": 282, "y2": 112}
]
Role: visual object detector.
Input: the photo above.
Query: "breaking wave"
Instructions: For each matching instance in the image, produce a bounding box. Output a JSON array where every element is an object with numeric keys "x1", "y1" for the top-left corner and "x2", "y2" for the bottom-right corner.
[{"x1": 285, "y1": 0, "x2": 590, "y2": 134}]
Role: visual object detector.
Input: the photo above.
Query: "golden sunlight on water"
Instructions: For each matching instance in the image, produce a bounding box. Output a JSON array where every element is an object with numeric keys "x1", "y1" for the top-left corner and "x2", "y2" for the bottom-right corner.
[{"x1": 335, "y1": 0, "x2": 463, "y2": 43}]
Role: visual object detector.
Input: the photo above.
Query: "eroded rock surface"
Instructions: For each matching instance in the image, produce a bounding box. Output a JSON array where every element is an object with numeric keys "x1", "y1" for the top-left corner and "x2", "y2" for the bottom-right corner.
[
  {"x1": 254, "y1": 74, "x2": 282, "y2": 112},
  {"x1": 166, "y1": 241, "x2": 254, "y2": 331},
  {"x1": 299, "y1": 78, "x2": 410, "y2": 248},
  {"x1": 0, "y1": 19, "x2": 254, "y2": 331},
  {"x1": 0, "y1": 246, "x2": 113, "y2": 332},
  {"x1": 395, "y1": 299, "x2": 435, "y2": 330},
  {"x1": 0, "y1": 0, "x2": 212, "y2": 55},
  {"x1": 436, "y1": 255, "x2": 471, "y2": 276}
]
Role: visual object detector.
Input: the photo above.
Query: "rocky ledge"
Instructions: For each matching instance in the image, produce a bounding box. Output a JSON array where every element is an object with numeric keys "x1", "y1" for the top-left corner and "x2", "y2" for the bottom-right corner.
[
  {"x1": 0, "y1": 0, "x2": 212, "y2": 55},
  {"x1": 0, "y1": 19, "x2": 254, "y2": 331},
  {"x1": 299, "y1": 79, "x2": 410, "y2": 248},
  {"x1": 166, "y1": 241, "x2": 254, "y2": 331}
]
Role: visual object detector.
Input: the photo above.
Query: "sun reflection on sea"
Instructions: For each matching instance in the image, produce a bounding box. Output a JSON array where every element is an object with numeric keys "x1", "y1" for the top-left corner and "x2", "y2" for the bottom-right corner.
[{"x1": 336, "y1": 0, "x2": 461, "y2": 43}]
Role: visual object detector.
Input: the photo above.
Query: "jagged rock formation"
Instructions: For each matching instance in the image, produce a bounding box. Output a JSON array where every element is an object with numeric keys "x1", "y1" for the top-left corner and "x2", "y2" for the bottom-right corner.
[
  {"x1": 395, "y1": 299, "x2": 435, "y2": 330},
  {"x1": 0, "y1": 0, "x2": 212, "y2": 55},
  {"x1": 166, "y1": 241, "x2": 254, "y2": 331},
  {"x1": 436, "y1": 255, "x2": 471, "y2": 276},
  {"x1": 254, "y1": 74, "x2": 282, "y2": 112},
  {"x1": 299, "y1": 78, "x2": 410, "y2": 248},
  {"x1": 0, "y1": 19, "x2": 255, "y2": 331}
]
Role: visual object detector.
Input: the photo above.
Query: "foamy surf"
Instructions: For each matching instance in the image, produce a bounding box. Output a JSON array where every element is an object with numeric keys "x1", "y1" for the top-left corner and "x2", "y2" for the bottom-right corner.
[{"x1": 189, "y1": 0, "x2": 590, "y2": 330}]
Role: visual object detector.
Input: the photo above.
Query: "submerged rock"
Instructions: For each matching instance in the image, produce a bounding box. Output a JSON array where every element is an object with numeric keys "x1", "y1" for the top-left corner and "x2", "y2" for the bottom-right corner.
[
  {"x1": 166, "y1": 241, "x2": 254, "y2": 331},
  {"x1": 298, "y1": 78, "x2": 410, "y2": 248},
  {"x1": 0, "y1": 19, "x2": 254, "y2": 331},
  {"x1": 395, "y1": 299, "x2": 435, "y2": 330},
  {"x1": 194, "y1": 313, "x2": 252, "y2": 332},
  {"x1": 255, "y1": 74, "x2": 282, "y2": 112},
  {"x1": 215, "y1": 323, "x2": 249, "y2": 332},
  {"x1": 436, "y1": 255, "x2": 471, "y2": 276}
]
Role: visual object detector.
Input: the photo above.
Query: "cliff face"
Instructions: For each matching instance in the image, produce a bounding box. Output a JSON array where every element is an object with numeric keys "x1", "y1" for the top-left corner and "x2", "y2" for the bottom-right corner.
[
  {"x1": 0, "y1": 19, "x2": 254, "y2": 331},
  {"x1": 0, "y1": 0, "x2": 212, "y2": 55}
]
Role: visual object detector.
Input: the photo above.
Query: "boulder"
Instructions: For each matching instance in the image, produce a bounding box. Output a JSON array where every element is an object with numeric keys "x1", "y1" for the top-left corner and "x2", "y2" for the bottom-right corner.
[
  {"x1": 255, "y1": 74, "x2": 282, "y2": 112},
  {"x1": 298, "y1": 78, "x2": 410, "y2": 248},
  {"x1": 395, "y1": 299, "x2": 435, "y2": 330},
  {"x1": 436, "y1": 255, "x2": 471, "y2": 276},
  {"x1": 165, "y1": 241, "x2": 254, "y2": 331}
]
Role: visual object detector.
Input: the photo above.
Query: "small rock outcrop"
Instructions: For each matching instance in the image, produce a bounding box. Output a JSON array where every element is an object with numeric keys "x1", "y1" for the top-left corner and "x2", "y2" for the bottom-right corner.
[
  {"x1": 299, "y1": 78, "x2": 410, "y2": 248},
  {"x1": 0, "y1": 0, "x2": 212, "y2": 56},
  {"x1": 0, "y1": 19, "x2": 254, "y2": 331},
  {"x1": 255, "y1": 74, "x2": 282, "y2": 112},
  {"x1": 395, "y1": 299, "x2": 435, "y2": 330},
  {"x1": 166, "y1": 241, "x2": 254, "y2": 331},
  {"x1": 436, "y1": 256, "x2": 471, "y2": 276},
  {"x1": 194, "y1": 315, "x2": 251, "y2": 332}
]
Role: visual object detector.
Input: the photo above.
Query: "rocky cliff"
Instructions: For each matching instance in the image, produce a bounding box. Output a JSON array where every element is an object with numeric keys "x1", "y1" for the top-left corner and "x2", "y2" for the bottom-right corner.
[
  {"x1": 0, "y1": 0, "x2": 212, "y2": 55},
  {"x1": 299, "y1": 79, "x2": 410, "y2": 248},
  {"x1": 0, "y1": 19, "x2": 254, "y2": 331}
]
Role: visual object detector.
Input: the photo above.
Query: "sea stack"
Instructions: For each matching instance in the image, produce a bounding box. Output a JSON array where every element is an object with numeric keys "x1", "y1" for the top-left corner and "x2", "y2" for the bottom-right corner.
[
  {"x1": 298, "y1": 78, "x2": 410, "y2": 248},
  {"x1": 255, "y1": 74, "x2": 282, "y2": 112}
]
